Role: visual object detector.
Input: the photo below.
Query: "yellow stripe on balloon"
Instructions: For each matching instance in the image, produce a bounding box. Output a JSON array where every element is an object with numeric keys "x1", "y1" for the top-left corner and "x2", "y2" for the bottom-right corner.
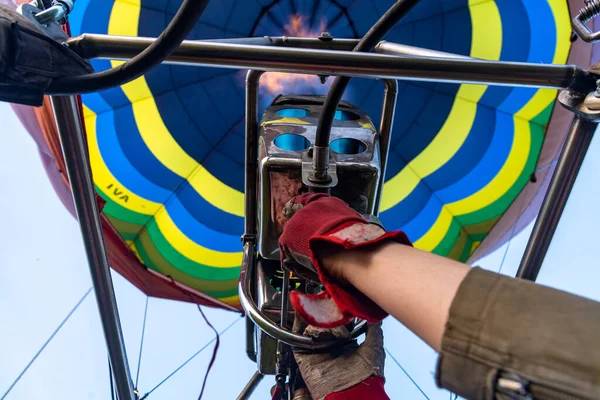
[
  {"x1": 84, "y1": 105, "x2": 160, "y2": 216},
  {"x1": 550, "y1": 0, "x2": 571, "y2": 65},
  {"x1": 380, "y1": 0, "x2": 502, "y2": 213},
  {"x1": 219, "y1": 295, "x2": 240, "y2": 305},
  {"x1": 108, "y1": 0, "x2": 245, "y2": 218},
  {"x1": 153, "y1": 208, "x2": 243, "y2": 267}
]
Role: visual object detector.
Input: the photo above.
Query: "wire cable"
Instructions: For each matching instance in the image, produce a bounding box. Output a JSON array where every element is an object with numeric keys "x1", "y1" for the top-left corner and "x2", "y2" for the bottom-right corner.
[
  {"x1": 135, "y1": 296, "x2": 149, "y2": 389},
  {"x1": 1, "y1": 287, "x2": 93, "y2": 400},
  {"x1": 46, "y1": 0, "x2": 210, "y2": 95},
  {"x1": 384, "y1": 347, "x2": 431, "y2": 400},
  {"x1": 313, "y1": 0, "x2": 421, "y2": 150},
  {"x1": 139, "y1": 316, "x2": 242, "y2": 399},
  {"x1": 109, "y1": 357, "x2": 116, "y2": 400},
  {"x1": 498, "y1": 188, "x2": 529, "y2": 275}
]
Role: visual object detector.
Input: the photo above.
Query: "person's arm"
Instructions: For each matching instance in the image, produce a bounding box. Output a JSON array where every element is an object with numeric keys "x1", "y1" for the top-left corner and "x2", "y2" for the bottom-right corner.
[
  {"x1": 322, "y1": 241, "x2": 469, "y2": 351},
  {"x1": 281, "y1": 193, "x2": 600, "y2": 400}
]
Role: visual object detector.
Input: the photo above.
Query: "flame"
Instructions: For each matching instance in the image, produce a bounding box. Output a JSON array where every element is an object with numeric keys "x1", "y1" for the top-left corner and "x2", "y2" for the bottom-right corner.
[
  {"x1": 283, "y1": 14, "x2": 327, "y2": 37},
  {"x1": 260, "y1": 14, "x2": 331, "y2": 98}
]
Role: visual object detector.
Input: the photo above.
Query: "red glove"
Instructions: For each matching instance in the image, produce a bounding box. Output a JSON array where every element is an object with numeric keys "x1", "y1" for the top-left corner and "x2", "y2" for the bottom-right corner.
[{"x1": 279, "y1": 193, "x2": 412, "y2": 327}]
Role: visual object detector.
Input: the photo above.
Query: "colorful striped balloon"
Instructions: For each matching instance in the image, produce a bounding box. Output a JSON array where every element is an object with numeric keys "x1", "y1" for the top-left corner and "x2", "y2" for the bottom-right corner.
[{"x1": 23, "y1": 0, "x2": 591, "y2": 307}]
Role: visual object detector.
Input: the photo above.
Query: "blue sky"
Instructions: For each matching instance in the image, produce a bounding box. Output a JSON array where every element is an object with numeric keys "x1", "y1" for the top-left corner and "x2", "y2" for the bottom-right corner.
[{"x1": 1, "y1": 99, "x2": 599, "y2": 400}]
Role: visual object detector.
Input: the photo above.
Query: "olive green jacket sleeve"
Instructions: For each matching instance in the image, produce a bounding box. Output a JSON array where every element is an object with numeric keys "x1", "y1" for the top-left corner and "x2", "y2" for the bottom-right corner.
[{"x1": 435, "y1": 267, "x2": 600, "y2": 400}]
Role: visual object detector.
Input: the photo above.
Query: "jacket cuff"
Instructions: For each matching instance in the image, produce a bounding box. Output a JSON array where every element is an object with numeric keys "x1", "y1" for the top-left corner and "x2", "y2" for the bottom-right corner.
[{"x1": 436, "y1": 267, "x2": 600, "y2": 400}]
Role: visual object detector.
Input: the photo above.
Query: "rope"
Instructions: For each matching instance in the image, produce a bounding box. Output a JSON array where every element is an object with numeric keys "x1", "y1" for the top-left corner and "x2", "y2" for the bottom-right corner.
[
  {"x1": 195, "y1": 304, "x2": 220, "y2": 400},
  {"x1": 139, "y1": 317, "x2": 242, "y2": 399},
  {"x1": 1, "y1": 287, "x2": 93, "y2": 400},
  {"x1": 384, "y1": 347, "x2": 431, "y2": 400},
  {"x1": 135, "y1": 297, "x2": 150, "y2": 389}
]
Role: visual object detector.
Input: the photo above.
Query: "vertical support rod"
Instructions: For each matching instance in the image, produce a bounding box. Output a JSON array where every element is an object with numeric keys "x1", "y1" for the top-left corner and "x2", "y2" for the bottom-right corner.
[
  {"x1": 516, "y1": 116, "x2": 597, "y2": 281},
  {"x1": 244, "y1": 70, "x2": 264, "y2": 240},
  {"x1": 236, "y1": 371, "x2": 265, "y2": 400},
  {"x1": 242, "y1": 70, "x2": 263, "y2": 365},
  {"x1": 245, "y1": 316, "x2": 257, "y2": 362},
  {"x1": 275, "y1": 270, "x2": 291, "y2": 397},
  {"x1": 374, "y1": 79, "x2": 398, "y2": 215},
  {"x1": 50, "y1": 96, "x2": 136, "y2": 400}
]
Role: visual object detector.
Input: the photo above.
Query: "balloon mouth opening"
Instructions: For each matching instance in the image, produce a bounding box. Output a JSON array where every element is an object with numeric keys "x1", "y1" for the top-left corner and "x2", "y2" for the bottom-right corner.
[
  {"x1": 274, "y1": 133, "x2": 311, "y2": 151},
  {"x1": 330, "y1": 138, "x2": 366, "y2": 154},
  {"x1": 334, "y1": 110, "x2": 360, "y2": 121},
  {"x1": 276, "y1": 108, "x2": 310, "y2": 118}
]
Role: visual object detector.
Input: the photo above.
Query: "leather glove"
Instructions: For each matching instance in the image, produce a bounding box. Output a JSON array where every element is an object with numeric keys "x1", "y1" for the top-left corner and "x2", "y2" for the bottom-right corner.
[
  {"x1": 279, "y1": 193, "x2": 412, "y2": 327},
  {"x1": 292, "y1": 315, "x2": 389, "y2": 400}
]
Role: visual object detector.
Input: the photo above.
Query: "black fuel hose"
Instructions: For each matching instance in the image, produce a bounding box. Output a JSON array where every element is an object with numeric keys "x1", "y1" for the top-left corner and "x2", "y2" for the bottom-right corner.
[
  {"x1": 314, "y1": 0, "x2": 421, "y2": 149},
  {"x1": 45, "y1": 0, "x2": 209, "y2": 95}
]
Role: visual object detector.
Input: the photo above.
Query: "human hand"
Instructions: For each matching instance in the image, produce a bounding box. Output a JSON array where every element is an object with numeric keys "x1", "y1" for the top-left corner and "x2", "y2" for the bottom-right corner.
[
  {"x1": 279, "y1": 193, "x2": 411, "y2": 327},
  {"x1": 292, "y1": 314, "x2": 387, "y2": 400}
]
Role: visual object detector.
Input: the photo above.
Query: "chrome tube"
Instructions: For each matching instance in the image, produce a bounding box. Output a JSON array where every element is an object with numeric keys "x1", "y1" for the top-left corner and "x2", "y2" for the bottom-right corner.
[
  {"x1": 374, "y1": 41, "x2": 471, "y2": 59},
  {"x1": 71, "y1": 34, "x2": 589, "y2": 90},
  {"x1": 516, "y1": 116, "x2": 597, "y2": 281},
  {"x1": 374, "y1": 79, "x2": 398, "y2": 215},
  {"x1": 67, "y1": 35, "x2": 359, "y2": 59},
  {"x1": 245, "y1": 316, "x2": 257, "y2": 362},
  {"x1": 50, "y1": 96, "x2": 135, "y2": 400},
  {"x1": 238, "y1": 242, "x2": 366, "y2": 350},
  {"x1": 244, "y1": 70, "x2": 263, "y2": 240},
  {"x1": 236, "y1": 371, "x2": 264, "y2": 400}
]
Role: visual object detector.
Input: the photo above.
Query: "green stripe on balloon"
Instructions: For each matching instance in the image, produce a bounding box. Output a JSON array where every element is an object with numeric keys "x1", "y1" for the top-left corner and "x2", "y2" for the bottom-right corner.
[
  {"x1": 432, "y1": 218, "x2": 461, "y2": 257},
  {"x1": 143, "y1": 221, "x2": 241, "y2": 281},
  {"x1": 134, "y1": 234, "x2": 239, "y2": 298},
  {"x1": 105, "y1": 215, "x2": 143, "y2": 239},
  {"x1": 96, "y1": 186, "x2": 153, "y2": 226}
]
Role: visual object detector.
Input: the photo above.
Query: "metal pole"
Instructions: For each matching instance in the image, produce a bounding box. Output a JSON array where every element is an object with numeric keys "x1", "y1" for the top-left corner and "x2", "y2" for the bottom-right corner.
[
  {"x1": 236, "y1": 371, "x2": 264, "y2": 400},
  {"x1": 245, "y1": 316, "x2": 257, "y2": 362},
  {"x1": 69, "y1": 34, "x2": 590, "y2": 91},
  {"x1": 374, "y1": 41, "x2": 471, "y2": 59},
  {"x1": 50, "y1": 96, "x2": 136, "y2": 400},
  {"x1": 516, "y1": 116, "x2": 597, "y2": 281},
  {"x1": 374, "y1": 79, "x2": 398, "y2": 215},
  {"x1": 244, "y1": 70, "x2": 263, "y2": 241},
  {"x1": 67, "y1": 35, "x2": 360, "y2": 58}
]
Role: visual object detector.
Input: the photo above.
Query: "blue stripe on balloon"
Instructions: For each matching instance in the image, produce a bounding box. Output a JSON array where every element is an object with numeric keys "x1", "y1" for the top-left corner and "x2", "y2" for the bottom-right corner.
[
  {"x1": 67, "y1": 0, "x2": 89, "y2": 35},
  {"x1": 398, "y1": 194, "x2": 446, "y2": 241},
  {"x1": 478, "y1": 0, "x2": 530, "y2": 110},
  {"x1": 423, "y1": 103, "x2": 497, "y2": 191},
  {"x1": 395, "y1": 91, "x2": 456, "y2": 163},
  {"x1": 380, "y1": 178, "x2": 433, "y2": 229},
  {"x1": 81, "y1": 90, "x2": 113, "y2": 116},
  {"x1": 96, "y1": 111, "x2": 173, "y2": 203},
  {"x1": 165, "y1": 196, "x2": 241, "y2": 252},
  {"x1": 176, "y1": 183, "x2": 243, "y2": 236},
  {"x1": 112, "y1": 105, "x2": 185, "y2": 191}
]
